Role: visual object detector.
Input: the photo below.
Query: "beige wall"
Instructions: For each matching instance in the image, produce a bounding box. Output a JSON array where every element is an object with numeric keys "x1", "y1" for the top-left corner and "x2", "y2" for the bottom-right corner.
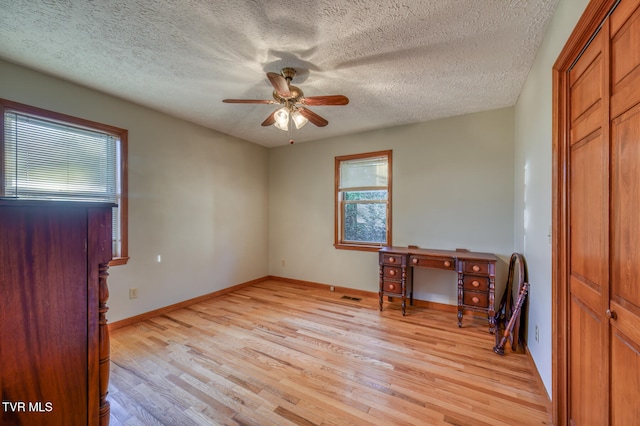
[
  {"x1": 514, "y1": 0, "x2": 590, "y2": 397},
  {"x1": 0, "y1": 59, "x2": 270, "y2": 322},
  {"x1": 268, "y1": 108, "x2": 515, "y2": 304}
]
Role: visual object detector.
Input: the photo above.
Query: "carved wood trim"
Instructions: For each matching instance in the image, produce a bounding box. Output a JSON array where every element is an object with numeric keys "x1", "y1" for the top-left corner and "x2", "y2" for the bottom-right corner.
[{"x1": 98, "y1": 262, "x2": 111, "y2": 425}]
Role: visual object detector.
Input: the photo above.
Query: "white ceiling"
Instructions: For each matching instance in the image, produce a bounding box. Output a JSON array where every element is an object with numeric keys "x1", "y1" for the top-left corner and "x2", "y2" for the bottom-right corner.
[{"x1": 0, "y1": 1, "x2": 559, "y2": 148}]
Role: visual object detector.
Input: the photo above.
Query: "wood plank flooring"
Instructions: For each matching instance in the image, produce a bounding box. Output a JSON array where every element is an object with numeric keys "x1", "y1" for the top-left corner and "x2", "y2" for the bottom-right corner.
[{"x1": 108, "y1": 280, "x2": 551, "y2": 425}]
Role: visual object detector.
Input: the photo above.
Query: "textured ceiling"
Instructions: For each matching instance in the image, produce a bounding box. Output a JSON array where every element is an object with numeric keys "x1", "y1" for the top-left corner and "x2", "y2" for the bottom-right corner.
[{"x1": 0, "y1": 1, "x2": 559, "y2": 147}]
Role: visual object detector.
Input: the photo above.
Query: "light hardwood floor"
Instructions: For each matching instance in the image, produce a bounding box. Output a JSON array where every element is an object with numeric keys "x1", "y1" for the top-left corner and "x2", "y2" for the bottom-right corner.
[{"x1": 108, "y1": 280, "x2": 551, "y2": 425}]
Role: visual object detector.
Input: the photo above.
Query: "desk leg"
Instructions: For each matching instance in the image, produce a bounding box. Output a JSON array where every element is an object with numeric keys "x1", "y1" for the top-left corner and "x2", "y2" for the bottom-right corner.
[
  {"x1": 379, "y1": 264, "x2": 384, "y2": 311},
  {"x1": 457, "y1": 271, "x2": 464, "y2": 327},
  {"x1": 409, "y1": 278, "x2": 413, "y2": 306},
  {"x1": 401, "y1": 266, "x2": 407, "y2": 316},
  {"x1": 488, "y1": 274, "x2": 496, "y2": 334},
  {"x1": 409, "y1": 266, "x2": 414, "y2": 306}
]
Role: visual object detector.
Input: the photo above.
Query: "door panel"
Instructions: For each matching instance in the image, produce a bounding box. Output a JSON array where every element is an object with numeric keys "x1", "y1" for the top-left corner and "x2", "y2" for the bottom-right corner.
[
  {"x1": 610, "y1": 102, "x2": 640, "y2": 425},
  {"x1": 570, "y1": 33, "x2": 604, "y2": 144},
  {"x1": 611, "y1": 105, "x2": 640, "y2": 307},
  {"x1": 611, "y1": 3, "x2": 640, "y2": 118},
  {"x1": 568, "y1": 27, "x2": 609, "y2": 425},
  {"x1": 610, "y1": 328, "x2": 640, "y2": 426},
  {"x1": 569, "y1": 132, "x2": 608, "y2": 289},
  {"x1": 570, "y1": 295, "x2": 607, "y2": 425},
  {"x1": 568, "y1": 132, "x2": 609, "y2": 424}
]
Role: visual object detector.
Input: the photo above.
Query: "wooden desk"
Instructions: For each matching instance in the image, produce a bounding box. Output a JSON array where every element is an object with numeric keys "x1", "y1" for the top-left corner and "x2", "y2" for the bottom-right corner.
[{"x1": 379, "y1": 246, "x2": 497, "y2": 333}]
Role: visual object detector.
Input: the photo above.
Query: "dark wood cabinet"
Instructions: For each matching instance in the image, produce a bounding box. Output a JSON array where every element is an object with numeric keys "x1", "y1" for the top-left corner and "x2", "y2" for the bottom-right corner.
[
  {"x1": 0, "y1": 200, "x2": 113, "y2": 425},
  {"x1": 458, "y1": 259, "x2": 495, "y2": 326},
  {"x1": 379, "y1": 252, "x2": 413, "y2": 311}
]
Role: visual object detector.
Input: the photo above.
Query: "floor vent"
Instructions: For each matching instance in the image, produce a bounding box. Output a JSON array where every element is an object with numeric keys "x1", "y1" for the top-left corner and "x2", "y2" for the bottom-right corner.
[{"x1": 341, "y1": 295, "x2": 362, "y2": 302}]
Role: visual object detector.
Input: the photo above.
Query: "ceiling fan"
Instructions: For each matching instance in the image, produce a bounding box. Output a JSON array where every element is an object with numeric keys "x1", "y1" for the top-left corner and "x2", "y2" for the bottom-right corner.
[{"x1": 222, "y1": 67, "x2": 349, "y2": 132}]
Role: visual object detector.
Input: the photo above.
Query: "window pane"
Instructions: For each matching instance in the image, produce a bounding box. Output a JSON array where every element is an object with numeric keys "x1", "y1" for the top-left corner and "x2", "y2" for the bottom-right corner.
[
  {"x1": 343, "y1": 190, "x2": 387, "y2": 201},
  {"x1": 340, "y1": 156, "x2": 388, "y2": 188},
  {"x1": 343, "y1": 202, "x2": 387, "y2": 243}
]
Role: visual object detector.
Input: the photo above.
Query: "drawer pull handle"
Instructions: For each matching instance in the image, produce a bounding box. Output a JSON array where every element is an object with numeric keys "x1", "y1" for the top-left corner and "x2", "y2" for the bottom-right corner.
[
  {"x1": 389, "y1": 270, "x2": 396, "y2": 276},
  {"x1": 388, "y1": 256, "x2": 395, "y2": 263},
  {"x1": 472, "y1": 265, "x2": 480, "y2": 272},
  {"x1": 472, "y1": 296, "x2": 480, "y2": 304},
  {"x1": 472, "y1": 280, "x2": 480, "y2": 287},
  {"x1": 443, "y1": 260, "x2": 451, "y2": 267},
  {"x1": 388, "y1": 284, "x2": 395, "y2": 291},
  {"x1": 412, "y1": 258, "x2": 418, "y2": 264}
]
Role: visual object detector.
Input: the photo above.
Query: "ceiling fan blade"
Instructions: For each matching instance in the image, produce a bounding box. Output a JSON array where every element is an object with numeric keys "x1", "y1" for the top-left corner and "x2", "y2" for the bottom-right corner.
[
  {"x1": 267, "y1": 72, "x2": 291, "y2": 97},
  {"x1": 222, "y1": 99, "x2": 275, "y2": 104},
  {"x1": 298, "y1": 107, "x2": 328, "y2": 127},
  {"x1": 302, "y1": 95, "x2": 349, "y2": 106},
  {"x1": 261, "y1": 111, "x2": 276, "y2": 127}
]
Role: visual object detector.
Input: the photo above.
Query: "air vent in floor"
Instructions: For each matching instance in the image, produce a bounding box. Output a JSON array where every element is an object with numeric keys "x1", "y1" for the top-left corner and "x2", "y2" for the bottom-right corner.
[{"x1": 341, "y1": 295, "x2": 362, "y2": 302}]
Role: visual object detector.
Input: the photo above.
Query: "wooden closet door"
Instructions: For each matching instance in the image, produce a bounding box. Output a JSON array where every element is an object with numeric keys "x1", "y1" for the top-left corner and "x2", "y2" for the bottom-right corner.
[
  {"x1": 567, "y1": 28, "x2": 610, "y2": 425},
  {"x1": 609, "y1": 2, "x2": 640, "y2": 424},
  {"x1": 555, "y1": 0, "x2": 640, "y2": 423}
]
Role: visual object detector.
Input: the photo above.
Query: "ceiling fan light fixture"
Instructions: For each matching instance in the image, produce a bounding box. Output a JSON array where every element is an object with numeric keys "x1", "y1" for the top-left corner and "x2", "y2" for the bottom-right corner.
[
  {"x1": 274, "y1": 107, "x2": 289, "y2": 131},
  {"x1": 292, "y1": 110, "x2": 308, "y2": 129}
]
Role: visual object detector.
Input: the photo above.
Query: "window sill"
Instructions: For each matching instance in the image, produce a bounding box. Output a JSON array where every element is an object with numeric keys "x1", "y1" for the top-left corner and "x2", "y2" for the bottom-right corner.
[
  {"x1": 334, "y1": 243, "x2": 383, "y2": 252},
  {"x1": 109, "y1": 256, "x2": 130, "y2": 266}
]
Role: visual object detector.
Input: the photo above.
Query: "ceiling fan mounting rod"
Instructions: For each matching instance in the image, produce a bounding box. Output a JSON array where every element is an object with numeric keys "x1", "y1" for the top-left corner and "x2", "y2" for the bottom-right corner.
[{"x1": 281, "y1": 67, "x2": 296, "y2": 81}]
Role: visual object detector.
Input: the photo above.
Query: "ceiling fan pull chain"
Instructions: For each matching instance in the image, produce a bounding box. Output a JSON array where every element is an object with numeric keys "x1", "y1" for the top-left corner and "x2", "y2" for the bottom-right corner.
[{"x1": 288, "y1": 114, "x2": 294, "y2": 144}]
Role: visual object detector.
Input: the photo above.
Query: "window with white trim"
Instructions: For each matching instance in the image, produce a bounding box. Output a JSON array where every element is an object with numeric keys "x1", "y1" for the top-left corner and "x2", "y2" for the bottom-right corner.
[
  {"x1": 335, "y1": 150, "x2": 392, "y2": 251},
  {"x1": 1, "y1": 99, "x2": 129, "y2": 265}
]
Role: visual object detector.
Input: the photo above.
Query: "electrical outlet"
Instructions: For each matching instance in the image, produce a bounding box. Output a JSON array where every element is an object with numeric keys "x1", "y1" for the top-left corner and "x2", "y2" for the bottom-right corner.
[
  {"x1": 129, "y1": 288, "x2": 138, "y2": 299},
  {"x1": 535, "y1": 325, "x2": 539, "y2": 343}
]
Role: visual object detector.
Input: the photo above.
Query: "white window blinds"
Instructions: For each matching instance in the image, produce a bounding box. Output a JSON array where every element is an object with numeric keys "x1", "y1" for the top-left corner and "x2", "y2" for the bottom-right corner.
[
  {"x1": 3, "y1": 110, "x2": 118, "y2": 203},
  {"x1": 339, "y1": 155, "x2": 388, "y2": 189}
]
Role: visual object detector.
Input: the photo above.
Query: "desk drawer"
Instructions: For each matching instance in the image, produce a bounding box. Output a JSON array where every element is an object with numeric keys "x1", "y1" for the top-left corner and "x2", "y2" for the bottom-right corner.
[
  {"x1": 383, "y1": 266, "x2": 402, "y2": 279},
  {"x1": 463, "y1": 292, "x2": 489, "y2": 308},
  {"x1": 463, "y1": 276, "x2": 489, "y2": 291},
  {"x1": 463, "y1": 261, "x2": 490, "y2": 275},
  {"x1": 381, "y1": 253, "x2": 405, "y2": 266},
  {"x1": 409, "y1": 255, "x2": 455, "y2": 270},
  {"x1": 382, "y1": 280, "x2": 402, "y2": 294}
]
